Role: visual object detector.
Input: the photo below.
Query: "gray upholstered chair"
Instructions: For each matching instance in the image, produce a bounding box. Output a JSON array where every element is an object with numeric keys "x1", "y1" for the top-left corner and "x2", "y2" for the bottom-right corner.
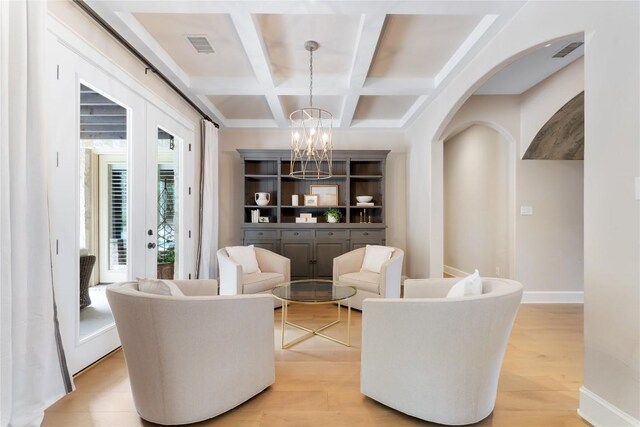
[
  {"x1": 217, "y1": 246, "x2": 290, "y2": 307},
  {"x1": 106, "y1": 279, "x2": 275, "y2": 425},
  {"x1": 332, "y1": 246, "x2": 404, "y2": 310},
  {"x1": 360, "y1": 277, "x2": 523, "y2": 425}
]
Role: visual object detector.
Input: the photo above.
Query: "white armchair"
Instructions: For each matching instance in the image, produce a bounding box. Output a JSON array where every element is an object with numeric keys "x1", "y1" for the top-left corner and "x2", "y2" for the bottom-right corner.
[
  {"x1": 332, "y1": 246, "x2": 404, "y2": 310},
  {"x1": 217, "y1": 247, "x2": 290, "y2": 306},
  {"x1": 106, "y1": 279, "x2": 275, "y2": 425},
  {"x1": 360, "y1": 277, "x2": 523, "y2": 425}
]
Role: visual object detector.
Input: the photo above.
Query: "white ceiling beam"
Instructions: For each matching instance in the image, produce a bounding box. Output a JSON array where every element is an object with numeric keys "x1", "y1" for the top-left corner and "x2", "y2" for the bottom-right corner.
[
  {"x1": 434, "y1": 14, "x2": 498, "y2": 86},
  {"x1": 398, "y1": 95, "x2": 430, "y2": 128},
  {"x1": 349, "y1": 119, "x2": 405, "y2": 129},
  {"x1": 224, "y1": 119, "x2": 279, "y2": 128},
  {"x1": 191, "y1": 78, "x2": 263, "y2": 95},
  {"x1": 340, "y1": 13, "x2": 386, "y2": 128},
  {"x1": 339, "y1": 95, "x2": 361, "y2": 128},
  {"x1": 192, "y1": 79, "x2": 435, "y2": 96},
  {"x1": 229, "y1": 12, "x2": 287, "y2": 127},
  {"x1": 105, "y1": 1, "x2": 525, "y2": 17},
  {"x1": 116, "y1": 12, "x2": 192, "y2": 86},
  {"x1": 82, "y1": 3, "x2": 224, "y2": 123},
  {"x1": 196, "y1": 96, "x2": 228, "y2": 128}
]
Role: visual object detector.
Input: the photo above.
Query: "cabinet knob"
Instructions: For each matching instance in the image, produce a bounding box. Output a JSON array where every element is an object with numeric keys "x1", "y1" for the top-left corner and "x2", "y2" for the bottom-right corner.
[
  {"x1": 294, "y1": 232, "x2": 299, "y2": 236},
  {"x1": 328, "y1": 232, "x2": 333, "y2": 236},
  {"x1": 147, "y1": 242, "x2": 156, "y2": 249},
  {"x1": 363, "y1": 232, "x2": 369, "y2": 236},
  {"x1": 258, "y1": 232, "x2": 263, "y2": 236}
]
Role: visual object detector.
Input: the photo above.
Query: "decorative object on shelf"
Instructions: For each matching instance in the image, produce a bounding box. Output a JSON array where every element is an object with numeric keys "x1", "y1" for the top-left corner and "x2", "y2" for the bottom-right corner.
[
  {"x1": 357, "y1": 202, "x2": 374, "y2": 207},
  {"x1": 251, "y1": 209, "x2": 260, "y2": 223},
  {"x1": 258, "y1": 216, "x2": 270, "y2": 223},
  {"x1": 304, "y1": 194, "x2": 319, "y2": 206},
  {"x1": 291, "y1": 194, "x2": 299, "y2": 206},
  {"x1": 255, "y1": 192, "x2": 270, "y2": 206},
  {"x1": 296, "y1": 214, "x2": 316, "y2": 223},
  {"x1": 295, "y1": 216, "x2": 317, "y2": 223},
  {"x1": 289, "y1": 40, "x2": 333, "y2": 180},
  {"x1": 356, "y1": 195, "x2": 372, "y2": 203},
  {"x1": 311, "y1": 184, "x2": 339, "y2": 206},
  {"x1": 324, "y1": 208, "x2": 342, "y2": 224}
]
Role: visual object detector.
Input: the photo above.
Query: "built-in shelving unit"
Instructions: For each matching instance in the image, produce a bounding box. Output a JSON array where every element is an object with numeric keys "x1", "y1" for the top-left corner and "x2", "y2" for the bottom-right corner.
[{"x1": 238, "y1": 149, "x2": 389, "y2": 279}]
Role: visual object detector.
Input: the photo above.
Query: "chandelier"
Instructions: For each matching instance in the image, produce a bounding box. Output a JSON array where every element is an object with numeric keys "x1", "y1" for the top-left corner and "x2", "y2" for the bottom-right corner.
[{"x1": 290, "y1": 40, "x2": 333, "y2": 179}]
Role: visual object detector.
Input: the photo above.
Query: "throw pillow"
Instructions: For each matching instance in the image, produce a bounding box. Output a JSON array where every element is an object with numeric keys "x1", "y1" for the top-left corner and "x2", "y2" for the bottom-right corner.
[
  {"x1": 446, "y1": 269, "x2": 483, "y2": 298},
  {"x1": 138, "y1": 278, "x2": 184, "y2": 296},
  {"x1": 360, "y1": 245, "x2": 395, "y2": 274},
  {"x1": 226, "y1": 245, "x2": 261, "y2": 274}
]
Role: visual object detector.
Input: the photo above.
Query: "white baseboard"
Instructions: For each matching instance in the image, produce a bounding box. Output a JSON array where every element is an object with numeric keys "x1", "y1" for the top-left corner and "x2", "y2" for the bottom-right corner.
[
  {"x1": 443, "y1": 265, "x2": 469, "y2": 277},
  {"x1": 521, "y1": 291, "x2": 584, "y2": 303},
  {"x1": 578, "y1": 386, "x2": 640, "y2": 426},
  {"x1": 443, "y1": 267, "x2": 584, "y2": 303}
]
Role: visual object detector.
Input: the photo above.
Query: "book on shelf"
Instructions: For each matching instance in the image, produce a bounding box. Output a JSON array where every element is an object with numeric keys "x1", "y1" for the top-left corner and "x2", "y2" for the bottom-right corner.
[
  {"x1": 356, "y1": 202, "x2": 374, "y2": 206},
  {"x1": 251, "y1": 209, "x2": 260, "y2": 223}
]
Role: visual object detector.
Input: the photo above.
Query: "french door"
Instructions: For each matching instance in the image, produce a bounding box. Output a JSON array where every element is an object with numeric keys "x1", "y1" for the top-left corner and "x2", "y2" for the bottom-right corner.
[{"x1": 48, "y1": 35, "x2": 194, "y2": 374}]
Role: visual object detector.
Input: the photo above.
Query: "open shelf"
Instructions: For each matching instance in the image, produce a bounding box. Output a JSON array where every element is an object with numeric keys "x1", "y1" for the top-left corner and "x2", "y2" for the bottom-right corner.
[{"x1": 239, "y1": 150, "x2": 389, "y2": 225}]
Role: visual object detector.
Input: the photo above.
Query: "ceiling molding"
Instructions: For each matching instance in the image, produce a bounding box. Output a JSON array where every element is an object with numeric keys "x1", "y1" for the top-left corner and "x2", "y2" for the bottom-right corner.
[{"x1": 82, "y1": 0, "x2": 541, "y2": 130}]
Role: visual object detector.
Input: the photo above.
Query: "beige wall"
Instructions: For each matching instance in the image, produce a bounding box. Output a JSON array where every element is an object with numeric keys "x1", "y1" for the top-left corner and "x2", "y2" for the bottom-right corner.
[
  {"x1": 218, "y1": 129, "x2": 407, "y2": 254},
  {"x1": 516, "y1": 160, "x2": 584, "y2": 292},
  {"x1": 439, "y1": 92, "x2": 585, "y2": 295},
  {"x1": 406, "y1": 1, "x2": 639, "y2": 421},
  {"x1": 444, "y1": 125, "x2": 510, "y2": 278}
]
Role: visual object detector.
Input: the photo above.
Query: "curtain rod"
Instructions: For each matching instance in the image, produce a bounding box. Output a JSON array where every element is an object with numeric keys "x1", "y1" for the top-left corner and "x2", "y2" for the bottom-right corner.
[{"x1": 72, "y1": 0, "x2": 220, "y2": 129}]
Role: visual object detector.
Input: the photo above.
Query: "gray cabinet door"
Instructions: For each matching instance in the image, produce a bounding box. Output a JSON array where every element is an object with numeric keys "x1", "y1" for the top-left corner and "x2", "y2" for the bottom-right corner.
[
  {"x1": 315, "y1": 241, "x2": 348, "y2": 279},
  {"x1": 281, "y1": 241, "x2": 313, "y2": 279}
]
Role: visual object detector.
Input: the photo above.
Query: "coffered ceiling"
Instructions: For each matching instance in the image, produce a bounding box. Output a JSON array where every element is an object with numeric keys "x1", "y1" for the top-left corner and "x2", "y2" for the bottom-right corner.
[{"x1": 82, "y1": 1, "x2": 580, "y2": 129}]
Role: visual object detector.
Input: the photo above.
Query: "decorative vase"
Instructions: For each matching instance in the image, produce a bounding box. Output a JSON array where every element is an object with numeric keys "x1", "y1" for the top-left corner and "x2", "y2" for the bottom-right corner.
[
  {"x1": 255, "y1": 192, "x2": 270, "y2": 206},
  {"x1": 327, "y1": 214, "x2": 338, "y2": 223}
]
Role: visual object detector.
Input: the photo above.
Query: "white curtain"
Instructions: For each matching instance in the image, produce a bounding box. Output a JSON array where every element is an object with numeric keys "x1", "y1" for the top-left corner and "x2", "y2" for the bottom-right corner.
[
  {"x1": 196, "y1": 120, "x2": 219, "y2": 279},
  {"x1": 0, "y1": 1, "x2": 73, "y2": 426}
]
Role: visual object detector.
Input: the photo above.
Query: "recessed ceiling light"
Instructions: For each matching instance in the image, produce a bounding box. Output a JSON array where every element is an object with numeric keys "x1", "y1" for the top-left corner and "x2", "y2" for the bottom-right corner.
[{"x1": 544, "y1": 43, "x2": 552, "y2": 47}]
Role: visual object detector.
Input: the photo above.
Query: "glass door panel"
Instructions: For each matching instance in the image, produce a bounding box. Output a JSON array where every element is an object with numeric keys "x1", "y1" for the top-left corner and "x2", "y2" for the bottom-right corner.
[
  {"x1": 157, "y1": 127, "x2": 178, "y2": 279},
  {"x1": 79, "y1": 83, "x2": 129, "y2": 341}
]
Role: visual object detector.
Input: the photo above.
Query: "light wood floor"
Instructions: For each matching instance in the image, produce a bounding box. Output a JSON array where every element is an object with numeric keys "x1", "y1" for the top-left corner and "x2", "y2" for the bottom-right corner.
[{"x1": 44, "y1": 304, "x2": 590, "y2": 427}]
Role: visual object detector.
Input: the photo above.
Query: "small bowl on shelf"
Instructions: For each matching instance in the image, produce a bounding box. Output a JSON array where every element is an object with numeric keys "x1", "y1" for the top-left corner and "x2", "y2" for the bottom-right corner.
[{"x1": 356, "y1": 195, "x2": 373, "y2": 203}]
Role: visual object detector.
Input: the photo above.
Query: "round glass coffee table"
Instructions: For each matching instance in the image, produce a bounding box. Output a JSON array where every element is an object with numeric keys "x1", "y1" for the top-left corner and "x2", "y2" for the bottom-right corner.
[{"x1": 272, "y1": 279, "x2": 357, "y2": 349}]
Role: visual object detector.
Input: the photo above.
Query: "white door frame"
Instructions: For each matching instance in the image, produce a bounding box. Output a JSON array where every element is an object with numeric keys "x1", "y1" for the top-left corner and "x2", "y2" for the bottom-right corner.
[
  {"x1": 145, "y1": 104, "x2": 195, "y2": 279},
  {"x1": 48, "y1": 15, "x2": 197, "y2": 374},
  {"x1": 49, "y1": 38, "x2": 144, "y2": 374}
]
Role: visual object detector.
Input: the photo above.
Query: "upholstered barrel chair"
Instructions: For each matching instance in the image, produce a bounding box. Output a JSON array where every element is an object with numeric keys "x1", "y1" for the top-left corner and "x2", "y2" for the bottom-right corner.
[
  {"x1": 361, "y1": 277, "x2": 523, "y2": 425},
  {"x1": 333, "y1": 246, "x2": 404, "y2": 310},
  {"x1": 217, "y1": 246, "x2": 290, "y2": 307},
  {"x1": 106, "y1": 279, "x2": 275, "y2": 425}
]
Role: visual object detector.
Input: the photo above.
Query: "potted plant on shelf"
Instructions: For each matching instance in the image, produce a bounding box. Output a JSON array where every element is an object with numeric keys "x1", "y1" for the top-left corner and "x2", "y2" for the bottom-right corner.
[{"x1": 324, "y1": 208, "x2": 342, "y2": 224}]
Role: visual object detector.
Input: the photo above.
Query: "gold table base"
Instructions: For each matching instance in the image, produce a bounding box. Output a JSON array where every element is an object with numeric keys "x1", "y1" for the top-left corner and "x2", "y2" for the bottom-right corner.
[{"x1": 280, "y1": 299, "x2": 352, "y2": 349}]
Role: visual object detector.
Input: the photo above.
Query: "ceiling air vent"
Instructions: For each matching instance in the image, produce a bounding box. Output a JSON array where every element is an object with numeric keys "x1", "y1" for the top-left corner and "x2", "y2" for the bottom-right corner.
[
  {"x1": 185, "y1": 35, "x2": 215, "y2": 54},
  {"x1": 552, "y1": 41, "x2": 583, "y2": 58}
]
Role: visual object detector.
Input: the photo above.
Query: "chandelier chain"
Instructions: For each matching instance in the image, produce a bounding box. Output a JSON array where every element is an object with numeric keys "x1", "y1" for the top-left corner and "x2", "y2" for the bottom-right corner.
[{"x1": 309, "y1": 46, "x2": 313, "y2": 107}]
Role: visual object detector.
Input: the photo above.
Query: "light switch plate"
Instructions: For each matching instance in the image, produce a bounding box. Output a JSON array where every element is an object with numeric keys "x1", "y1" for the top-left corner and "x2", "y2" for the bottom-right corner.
[
  {"x1": 635, "y1": 177, "x2": 640, "y2": 201},
  {"x1": 520, "y1": 206, "x2": 533, "y2": 216}
]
